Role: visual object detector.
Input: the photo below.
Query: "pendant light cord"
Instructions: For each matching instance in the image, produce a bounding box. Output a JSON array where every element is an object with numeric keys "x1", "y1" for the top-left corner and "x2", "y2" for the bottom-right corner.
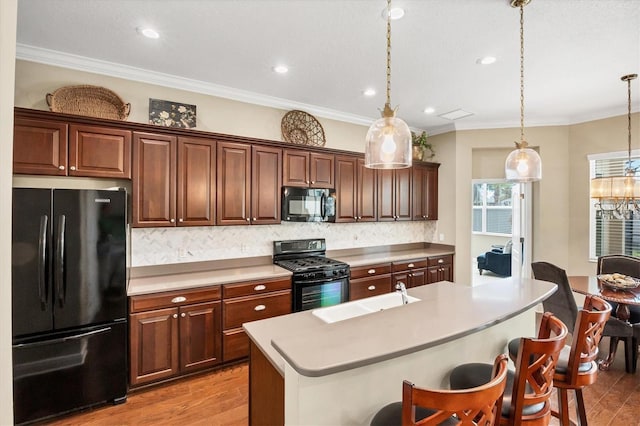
[
  {"x1": 628, "y1": 76, "x2": 632, "y2": 166},
  {"x1": 385, "y1": 0, "x2": 392, "y2": 108},
  {"x1": 519, "y1": 4, "x2": 525, "y2": 144}
]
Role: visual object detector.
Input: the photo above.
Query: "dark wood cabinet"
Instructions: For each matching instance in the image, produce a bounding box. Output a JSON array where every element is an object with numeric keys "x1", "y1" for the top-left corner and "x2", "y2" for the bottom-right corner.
[
  {"x1": 133, "y1": 133, "x2": 215, "y2": 227},
  {"x1": 378, "y1": 167, "x2": 412, "y2": 221},
  {"x1": 222, "y1": 278, "x2": 291, "y2": 362},
  {"x1": 426, "y1": 254, "x2": 454, "y2": 284},
  {"x1": 217, "y1": 142, "x2": 282, "y2": 225},
  {"x1": 13, "y1": 118, "x2": 131, "y2": 178},
  {"x1": 283, "y1": 149, "x2": 334, "y2": 188},
  {"x1": 413, "y1": 163, "x2": 439, "y2": 221},
  {"x1": 392, "y1": 258, "x2": 428, "y2": 288},
  {"x1": 129, "y1": 287, "x2": 222, "y2": 387},
  {"x1": 335, "y1": 156, "x2": 377, "y2": 222},
  {"x1": 349, "y1": 263, "x2": 392, "y2": 301}
]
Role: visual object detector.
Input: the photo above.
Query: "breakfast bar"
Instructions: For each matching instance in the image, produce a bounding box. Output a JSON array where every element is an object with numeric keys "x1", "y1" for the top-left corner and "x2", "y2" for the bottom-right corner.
[{"x1": 243, "y1": 278, "x2": 556, "y2": 425}]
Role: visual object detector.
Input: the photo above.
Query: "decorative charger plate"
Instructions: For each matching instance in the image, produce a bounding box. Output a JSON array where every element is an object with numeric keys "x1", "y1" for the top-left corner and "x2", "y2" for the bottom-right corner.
[
  {"x1": 597, "y1": 273, "x2": 640, "y2": 291},
  {"x1": 46, "y1": 85, "x2": 131, "y2": 121},
  {"x1": 281, "y1": 110, "x2": 326, "y2": 147}
]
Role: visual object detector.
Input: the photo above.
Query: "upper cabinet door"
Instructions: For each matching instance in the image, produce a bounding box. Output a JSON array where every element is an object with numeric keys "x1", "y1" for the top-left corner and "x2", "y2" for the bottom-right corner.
[
  {"x1": 251, "y1": 145, "x2": 282, "y2": 224},
  {"x1": 283, "y1": 150, "x2": 310, "y2": 187},
  {"x1": 132, "y1": 132, "x2": 177, "y2": 227},
  {"x1": 177, "y1": 137, "x2": 216, "y2": 226},
  {"x1": 425, "y1": 165, "x2": 439, "y2": 220},
  {"x1": 69, "y1": 124, "x2": 131, "y2": 179},
  {"x1": 335, "y1": 156, "x2": 357, "y2": 223},
  {"x1": 394, "y1": 168, "x2": 412, "y2": 221},
  {"x1": 13, "y1": 118, "x2": 68, "y2": 176},
  {"x1": 357, "y1": 158, "x2": 377, "y2": 222},
  {"x1": 217, "y1": 142, "x2": 252, "y2": 225},
  {"x1": 309, "y1": 153, "x2": 334, "y2": 188}
]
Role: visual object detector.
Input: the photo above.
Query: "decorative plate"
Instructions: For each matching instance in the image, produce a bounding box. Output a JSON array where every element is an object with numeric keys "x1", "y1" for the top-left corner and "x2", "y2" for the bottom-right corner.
[
  {"x1": 597, "y1": 273, "x2": 640, "y2": 290},
  {"x1": 281, "y1": 110, "x2": 326, "y2": 147}
]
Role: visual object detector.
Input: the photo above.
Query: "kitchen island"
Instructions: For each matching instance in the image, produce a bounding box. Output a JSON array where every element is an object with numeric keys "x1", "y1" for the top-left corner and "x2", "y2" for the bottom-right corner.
[{"x1": 243, "y1": 278, "x2": 556, "y2": 425}]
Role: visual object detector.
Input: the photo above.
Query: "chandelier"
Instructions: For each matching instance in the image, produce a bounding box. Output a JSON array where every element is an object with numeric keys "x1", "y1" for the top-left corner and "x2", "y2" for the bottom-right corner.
[
  {"x1": 504, "y1": 0, "x2": 542, "y2": 182},
  {"x1": 364, "y1": 0, "x2": 412, "y2": 169},
  {"x1": 590, "y1": 73, "x2": 639, "y2": 220}
]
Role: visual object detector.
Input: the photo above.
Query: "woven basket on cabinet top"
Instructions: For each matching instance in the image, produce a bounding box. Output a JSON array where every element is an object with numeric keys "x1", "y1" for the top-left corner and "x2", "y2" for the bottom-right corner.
[{"x1": 46, "y1": 85, "x2": 131, "y2": 121}]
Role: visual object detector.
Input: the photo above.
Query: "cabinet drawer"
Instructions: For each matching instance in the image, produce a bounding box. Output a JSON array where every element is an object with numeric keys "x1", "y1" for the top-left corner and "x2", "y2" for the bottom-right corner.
[
  {"x1": 223, "y1": 328, "x2": 249, "y2": 361},
  {"x1": 130, "y1": 286, "x2": 221, "y2": 313},
  {"x1": 392, "y1": 258, "x2": 427, "y2": 272},
  {"x1": 349, "y1": 275, "x2": 392, "y2": 301},
  {"x1": 223, "y1": 278, "x2": 290, "y2": 299},
  {"x1": 427, "y1": 255, "x2": 453, "y2": 267},
  {"x1": 223, "y1": 290, "x2": 291, "y2": 329},
  {"x1": 350, "y1": 263, "x2": 392, "y2": 280}
]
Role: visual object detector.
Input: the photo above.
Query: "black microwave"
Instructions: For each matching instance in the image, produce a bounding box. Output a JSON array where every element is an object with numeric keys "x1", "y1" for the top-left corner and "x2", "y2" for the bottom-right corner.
[{"x1": 281, "y1": 187, "x2": 336, "y2": 222}]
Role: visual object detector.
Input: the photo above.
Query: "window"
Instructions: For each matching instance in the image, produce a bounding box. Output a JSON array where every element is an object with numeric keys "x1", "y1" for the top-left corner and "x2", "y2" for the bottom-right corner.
[
  {"x1": 590, "y1": 152, "x2": 640, "y2": 258},
  {"x1": 472, "y1": 181, "x2": 513, "y2": 236}
]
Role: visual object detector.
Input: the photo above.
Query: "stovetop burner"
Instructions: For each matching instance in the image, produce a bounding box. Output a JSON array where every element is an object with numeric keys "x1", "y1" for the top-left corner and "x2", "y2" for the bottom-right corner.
[{"x1": 273, "y1": 238, "x2": 349, "y2": 274}]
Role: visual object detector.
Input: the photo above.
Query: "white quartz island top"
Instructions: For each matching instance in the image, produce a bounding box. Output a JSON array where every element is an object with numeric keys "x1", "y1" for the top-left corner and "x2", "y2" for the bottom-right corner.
[{"x1": 244, "y1": 278, "x2": 556, "y2": 377}]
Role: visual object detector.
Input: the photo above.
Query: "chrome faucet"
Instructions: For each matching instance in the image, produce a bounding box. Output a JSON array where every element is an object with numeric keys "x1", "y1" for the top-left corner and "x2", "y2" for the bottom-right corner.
[{"x1": 395, "y1": 282, "x2": 408, "y2": 305}]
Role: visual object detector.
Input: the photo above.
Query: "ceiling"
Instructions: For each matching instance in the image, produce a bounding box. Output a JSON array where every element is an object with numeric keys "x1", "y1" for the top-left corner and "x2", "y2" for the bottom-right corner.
[{"x1": 15, "y1": 0, "x2": 640, "y2": 135}]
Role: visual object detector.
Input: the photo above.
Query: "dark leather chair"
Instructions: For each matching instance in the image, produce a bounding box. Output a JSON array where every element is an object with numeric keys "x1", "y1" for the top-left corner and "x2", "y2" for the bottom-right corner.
[
  {"x1": 371, "y1": 354, "x2": 509, "y2": 426},
  {"x1": 597, "y1": 254, "x2": 640, "y2": 373},
  {"x1": 477, "y1": 245, "x2": 512, "y2": 277}
]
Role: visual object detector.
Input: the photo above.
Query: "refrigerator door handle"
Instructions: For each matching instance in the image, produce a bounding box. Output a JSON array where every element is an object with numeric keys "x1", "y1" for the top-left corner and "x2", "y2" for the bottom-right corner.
[
  {"x1": 38, "y1": 215, "x2": 48, "y2": 308},
  {"x1": 55, "y1": 215, "x2": 66, "y2": 307},
  {"x1": 13, "y1": 327, "x2": 112, "y2": 349}
]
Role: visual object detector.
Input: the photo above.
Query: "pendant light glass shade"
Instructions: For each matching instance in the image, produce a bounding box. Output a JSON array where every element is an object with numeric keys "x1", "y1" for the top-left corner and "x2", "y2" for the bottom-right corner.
[
  {"x1": 365, "y1": 114, "x2": 412, "y2": 169},
  {"x1": 505, "y1": 145, "x2": 542, "y2": 182}
]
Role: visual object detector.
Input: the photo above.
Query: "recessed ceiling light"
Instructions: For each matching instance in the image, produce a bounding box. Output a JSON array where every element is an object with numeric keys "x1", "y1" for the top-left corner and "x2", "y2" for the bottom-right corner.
[
  {"x1": 476, "y1": 56, "x2": 497, "y2": 65},
  {"x1": 423, "y1": 107, "x2": 435, "y2": 114},
  {"x1": 363, "y1": 88, "x2": 376, "y2": 97},
  {"x1": 273, "y1": 65, "x2": 289, "y2": 74},
  {"x1": 138, "y1": 27, "x2": 160, "y2": 39},
  {"x1": 381, "y1": 7, "x2": 405, "y2": 20}
]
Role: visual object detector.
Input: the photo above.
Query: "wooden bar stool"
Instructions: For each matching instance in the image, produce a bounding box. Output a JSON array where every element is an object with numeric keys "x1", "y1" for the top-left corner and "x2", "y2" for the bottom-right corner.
[
  {"x1": 449, "y1": 313, "x2": 568, "y2": 425},
  {"x1": 370, "y1": 354, "x2": 509, "y2": 426}
]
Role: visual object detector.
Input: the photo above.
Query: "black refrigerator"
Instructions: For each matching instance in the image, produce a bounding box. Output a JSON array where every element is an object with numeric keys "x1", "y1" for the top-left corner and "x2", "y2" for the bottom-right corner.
[{"x1": 12, "y1": 188, "x2": 128, "y2": 425}]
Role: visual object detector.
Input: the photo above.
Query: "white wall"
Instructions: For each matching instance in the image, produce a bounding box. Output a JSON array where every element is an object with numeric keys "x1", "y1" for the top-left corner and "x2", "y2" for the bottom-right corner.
[{"x1": 0, "y1": 0, "x2": 17, "y2": 421}]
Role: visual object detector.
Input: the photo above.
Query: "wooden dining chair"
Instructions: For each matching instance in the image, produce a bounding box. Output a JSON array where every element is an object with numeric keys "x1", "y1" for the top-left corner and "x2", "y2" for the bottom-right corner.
[
  {"x1": 552, "y1": 294, "x2": 611, "y2": 425},
  {"x1": 370, "y1": 354, "x2": 509, "y2": 426},
  {"x1": 449, "y1": 313, "x2": 568, "y2": 426}
]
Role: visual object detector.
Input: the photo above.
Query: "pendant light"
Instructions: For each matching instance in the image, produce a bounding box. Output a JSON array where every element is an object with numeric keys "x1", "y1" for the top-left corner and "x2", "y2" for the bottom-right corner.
[
  {"x1": 364, "y1": 0, "x2": 411, "y2": 169},
  {"x1": 590, "y1": 73, "x2": 639, "y2": 219},
  {"x1": 505, "y1": 0, "x2": 542, "y2": 182}
]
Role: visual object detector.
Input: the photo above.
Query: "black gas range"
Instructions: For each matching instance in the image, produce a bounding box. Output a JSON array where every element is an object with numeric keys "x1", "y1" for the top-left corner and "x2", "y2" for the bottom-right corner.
[{"x1": 273, "y1": 239, "x2": 350, "y2": 312}]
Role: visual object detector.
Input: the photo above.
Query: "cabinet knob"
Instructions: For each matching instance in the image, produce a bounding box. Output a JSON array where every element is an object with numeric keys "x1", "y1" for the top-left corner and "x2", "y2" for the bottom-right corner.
[
  {"x1": 311, "y1": 181, "x2": 315, "y2": 184},
  {"x1": 179, "y1": 218, "x2": 184, "y2": 222},
  {"x1": 246, "y1": 218, "x2": 250, "y2": 222},
  {"x1": 171, "y1": 296, "x2": 186, "y2": 303},
  {"x1": 58, "y1": 165, "x2": 65, "y2": 170},
  {"x1": 254, "y1": 304, "x2": 266, "y2": 311},
  {"x1": 170, "y1": 218, "x2": 175, "y2": 223},
  {"x1": 181, "y1": 312, "x2": 186, "y2": 318},
  {"x1": 306, "y1": 181, "x2": 310, "y2": 184},
  {"x1": 69, "y1": 166, "x2": 76, "y2": 171},
  {"x1": 367, "y1": 285, "x2": 376, "y2": 291},
  {"x1": 172, "y1": 314, "x2": 178, "y2": 319},
  {"x1": 254, "y1": 284, "x2": 266, "y2": 291},
  {"x1": 367, "y1": 269, "x2": 376, "y2": 275},
  {"x1": 253, "y1": 217, "x2": 257, "y2": 221}
]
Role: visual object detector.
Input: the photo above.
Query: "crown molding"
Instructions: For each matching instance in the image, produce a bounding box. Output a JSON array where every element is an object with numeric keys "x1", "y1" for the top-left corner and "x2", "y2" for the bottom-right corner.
[{"x1": 16, "y1": 43, "x2": 377, "y2": 128}]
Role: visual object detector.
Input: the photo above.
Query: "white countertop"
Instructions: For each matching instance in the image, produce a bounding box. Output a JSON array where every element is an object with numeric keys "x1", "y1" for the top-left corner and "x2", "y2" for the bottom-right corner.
[
  {"x1": 334, "y1": 247, "x2": 454, "y2": 267},
  {"x1": 243, "y1": 278, "x2": 555, "y2": 377}
]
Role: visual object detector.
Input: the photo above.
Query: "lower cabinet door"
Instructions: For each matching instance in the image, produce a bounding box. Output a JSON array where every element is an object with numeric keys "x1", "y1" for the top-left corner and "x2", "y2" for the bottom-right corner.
[
  {"x1": 223, "y1": 328, "x2": 250, "y2": 361},
  {"x1": 349, "y1": 275, "x2": 392, "y2": 301},
  {"x1": 129, "y1": 307, "x2": 179, "y2": 386},
  {"x1": 179, "y1": 301, "x2": 222, "y2": 373}
]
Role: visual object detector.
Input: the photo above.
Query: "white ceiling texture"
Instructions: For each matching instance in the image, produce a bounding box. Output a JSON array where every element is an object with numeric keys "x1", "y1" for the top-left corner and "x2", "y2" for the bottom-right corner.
[{"x1": 15, "y1": 0, "x2": 640, "y2": 135}]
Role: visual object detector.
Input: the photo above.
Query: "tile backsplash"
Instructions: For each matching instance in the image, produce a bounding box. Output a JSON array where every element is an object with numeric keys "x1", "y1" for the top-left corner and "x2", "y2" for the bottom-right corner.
[{"x1": 131, "y1": 221, "x2": 437, "y2": 266}]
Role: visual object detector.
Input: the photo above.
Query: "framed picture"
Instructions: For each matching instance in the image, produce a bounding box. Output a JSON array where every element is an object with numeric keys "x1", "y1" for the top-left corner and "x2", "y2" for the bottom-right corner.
[{"x1": 148, "y1": 98, "x2": 196, "y2": 128}]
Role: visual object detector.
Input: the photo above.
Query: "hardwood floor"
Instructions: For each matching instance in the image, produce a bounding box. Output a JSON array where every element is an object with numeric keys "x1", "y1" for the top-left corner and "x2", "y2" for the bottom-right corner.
[{"x1": 45, "y1": 338, "x2": 640, "y2": 426}]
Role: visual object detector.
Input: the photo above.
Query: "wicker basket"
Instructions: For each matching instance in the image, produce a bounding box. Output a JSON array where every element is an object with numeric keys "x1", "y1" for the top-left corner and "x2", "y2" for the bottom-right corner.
[
  {"x1": 46, "y1": 85, "x2": 131, "y2": 121},
  {"x1": 281, "y1": 110, "x2": 326, "y2": 146}
]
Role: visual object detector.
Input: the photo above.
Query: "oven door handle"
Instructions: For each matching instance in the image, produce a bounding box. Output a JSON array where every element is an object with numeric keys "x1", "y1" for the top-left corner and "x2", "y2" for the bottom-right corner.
[{"x1": 296, "y1": 275, "x2": 348, "y2": 285}]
